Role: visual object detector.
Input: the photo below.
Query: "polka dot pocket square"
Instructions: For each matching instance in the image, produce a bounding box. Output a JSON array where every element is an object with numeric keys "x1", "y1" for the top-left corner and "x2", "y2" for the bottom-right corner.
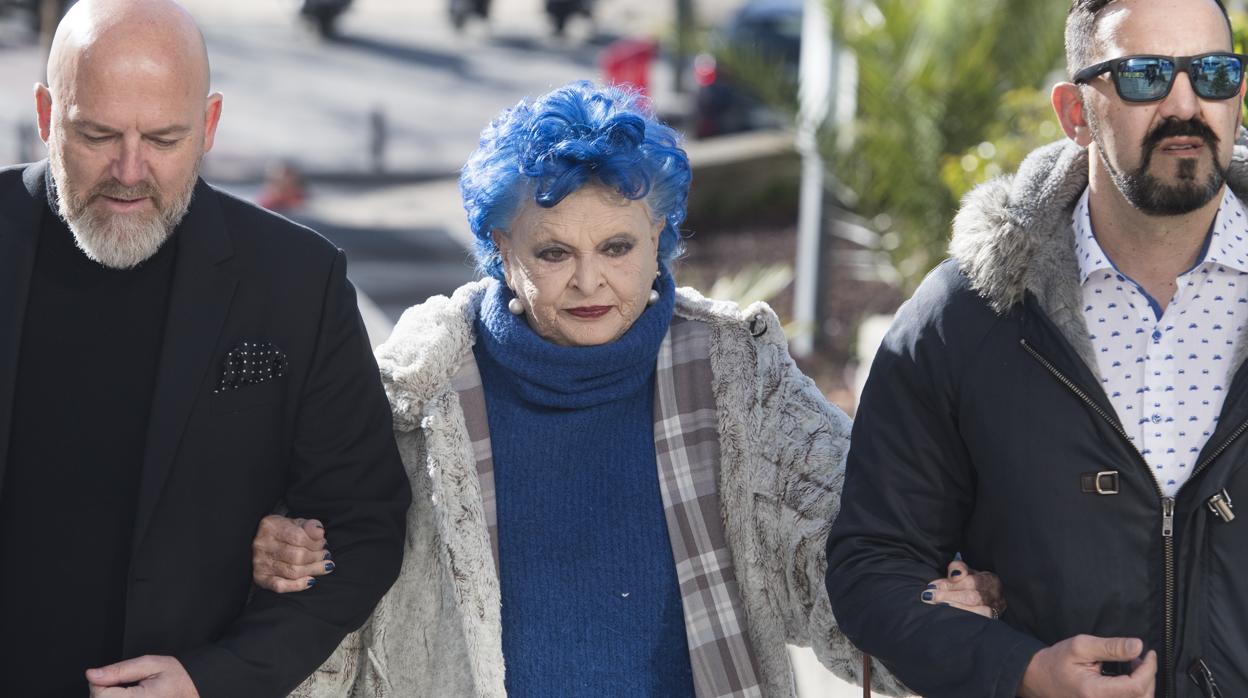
[{"x1": 214, "y1": 341, "x2": 288, "y2": 394}]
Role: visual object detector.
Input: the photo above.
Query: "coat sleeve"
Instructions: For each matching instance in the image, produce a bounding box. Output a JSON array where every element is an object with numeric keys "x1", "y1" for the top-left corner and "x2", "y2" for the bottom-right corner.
[
  {"x1": 286, "y1": 624, "x2": 369, "y2": 698},
  {"x1": 824, "y1": 274, "x2": 1045, "y2": 698},
  {"x1": 748, "y1": 327, "x2": 910, "y2": 697},
  {"x1": 178, "y1": 250, "x2": 411, "y2": 698},
  {"x1": 292, "y1": 427, "x2": 436, "y2": 698}
]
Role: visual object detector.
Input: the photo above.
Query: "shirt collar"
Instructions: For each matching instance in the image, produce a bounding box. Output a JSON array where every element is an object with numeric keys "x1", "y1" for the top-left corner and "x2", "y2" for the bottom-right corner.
[
  {"x1": 1202, "y1": 188, "x2": 1248, "y2": 272},
  {"x1": 1072, "y1": 188, "x2": 1111, "y2": 285},
  {"x1": 1072, "y1": 187, "x2": 1248, "y2": 286}
]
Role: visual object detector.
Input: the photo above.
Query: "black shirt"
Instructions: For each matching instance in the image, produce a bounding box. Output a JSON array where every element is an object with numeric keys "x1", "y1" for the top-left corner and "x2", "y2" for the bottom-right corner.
[{"x1": 0, "y1": 202, "x2": 177, "y2": 697}]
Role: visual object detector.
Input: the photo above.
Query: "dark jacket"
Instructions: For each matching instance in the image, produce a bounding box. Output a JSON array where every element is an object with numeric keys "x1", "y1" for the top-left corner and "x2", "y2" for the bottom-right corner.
[
  {"x1": 0, "y1": 162, "x2": 411, "y2": 698},
  {"x1": 826, "y1": 137, "x2": 1248, "y2": 698}
]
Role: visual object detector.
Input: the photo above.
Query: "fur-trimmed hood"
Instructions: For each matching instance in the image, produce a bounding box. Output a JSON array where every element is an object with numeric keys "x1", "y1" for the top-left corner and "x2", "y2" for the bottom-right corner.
[{"x1": 947, "y1": 131, "x2": 1248, "y2": 370}]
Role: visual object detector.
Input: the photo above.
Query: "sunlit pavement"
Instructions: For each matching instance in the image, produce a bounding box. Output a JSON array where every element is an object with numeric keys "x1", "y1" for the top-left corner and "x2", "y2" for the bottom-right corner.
[{"x1": 0, "y1": 0, "x2": 742, "y2": 180}]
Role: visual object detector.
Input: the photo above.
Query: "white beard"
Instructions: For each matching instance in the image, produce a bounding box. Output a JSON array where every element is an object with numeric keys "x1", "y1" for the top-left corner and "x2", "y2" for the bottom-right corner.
[{"x1": 48, "y1": 144, "x2": 198, "y2": 270}]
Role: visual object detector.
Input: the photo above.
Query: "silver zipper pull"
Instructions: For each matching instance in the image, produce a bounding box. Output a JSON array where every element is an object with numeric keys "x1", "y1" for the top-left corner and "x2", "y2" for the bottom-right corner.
[
  {"x1": 1163, "y1": 497, "x2": 1176, "y2": 538},
  {"x1": 1207, "y1": 490, "x2": 1235, "y2": 523}
]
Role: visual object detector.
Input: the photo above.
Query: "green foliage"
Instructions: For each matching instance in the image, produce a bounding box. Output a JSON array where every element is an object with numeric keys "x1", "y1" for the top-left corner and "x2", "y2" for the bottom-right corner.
[
  {"x1": 706, "y1": 263, "x2": 795, "y2": 306},
  {"x1": 825, "y1": 0, "x2": 1069, "y2": 285},
  {"x1": 1235, "y1": 12, "x2": 1248, "y2": 123},
  {"x1": 705, "y1": 264, "x2": 801, "y2": 338},
  {"x1": 939, "y1": 88, "x2": 1062, "y2": 208}
]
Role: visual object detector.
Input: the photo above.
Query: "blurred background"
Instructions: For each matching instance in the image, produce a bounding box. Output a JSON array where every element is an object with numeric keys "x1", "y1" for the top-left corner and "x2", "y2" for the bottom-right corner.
[{"x1": 2, "y1": 1, "x2": 1246, "y2": 693}]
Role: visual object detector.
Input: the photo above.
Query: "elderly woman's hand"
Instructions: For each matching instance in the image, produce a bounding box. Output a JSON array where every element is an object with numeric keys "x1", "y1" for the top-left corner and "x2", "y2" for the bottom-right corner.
[
  {"x1": 252, "y1": 515, "x2": 333, "y2": 593},
  {"x1": 921, "y1": 559, "x2": 1006, "y2": 619}
]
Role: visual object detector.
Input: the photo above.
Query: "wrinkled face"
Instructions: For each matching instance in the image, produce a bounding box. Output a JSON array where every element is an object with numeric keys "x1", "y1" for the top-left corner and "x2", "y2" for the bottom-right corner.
[
  {"x1": 1080, "y1": 0, "x2": 1243, "y2": 215},
  {"x1": 42, "y1": 48, "x2": 219, "y2": 269},
  {"x1": 494, "y1": 185, "x2": 664, "y2": 347}
]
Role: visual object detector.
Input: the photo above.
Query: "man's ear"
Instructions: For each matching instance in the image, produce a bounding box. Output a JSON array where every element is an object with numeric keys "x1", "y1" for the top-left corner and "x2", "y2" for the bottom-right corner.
[
  {"x1": 202, "y1": 92, "x2": 224, "y2": 153},
  {"x1": 1052, "y1": 82, "x2": 1093, "y2": 146},
  {"x1": 34, "y1": 83, "x2": 53, "y2": 144}
]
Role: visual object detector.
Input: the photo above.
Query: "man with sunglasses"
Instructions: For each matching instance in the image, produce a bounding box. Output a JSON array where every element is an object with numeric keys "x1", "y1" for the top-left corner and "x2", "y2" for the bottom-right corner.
[{"x1": 827, "y1": 0, "x2": 1247, "y2": 696}]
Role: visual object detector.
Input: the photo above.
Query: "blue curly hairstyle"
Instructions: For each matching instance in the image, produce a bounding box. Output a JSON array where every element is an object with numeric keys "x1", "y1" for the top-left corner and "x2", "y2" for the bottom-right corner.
[{"x1": 460, "y1": 80, "x2": 691, "y2": 279}]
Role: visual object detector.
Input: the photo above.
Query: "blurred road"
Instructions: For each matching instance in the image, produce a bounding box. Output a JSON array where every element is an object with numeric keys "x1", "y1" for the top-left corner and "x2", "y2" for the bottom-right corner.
[{"x1": 0, "y1": 0, "x2": 741, "y2": 180}]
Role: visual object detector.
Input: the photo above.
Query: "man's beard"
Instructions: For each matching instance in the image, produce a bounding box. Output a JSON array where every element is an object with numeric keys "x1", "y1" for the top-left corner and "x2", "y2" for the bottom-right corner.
[
  {"x1": 48, "y1": 143, "x2": 198, "y2": 270},
  {"x1": 1091, "y1": 114, "x2": 1228, "y2": 216}
]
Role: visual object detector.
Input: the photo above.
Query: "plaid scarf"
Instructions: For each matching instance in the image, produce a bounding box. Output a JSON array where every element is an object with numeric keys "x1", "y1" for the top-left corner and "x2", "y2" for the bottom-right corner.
[{"x1": 450, "y1": 314, "x2": 764, "y2": 697}]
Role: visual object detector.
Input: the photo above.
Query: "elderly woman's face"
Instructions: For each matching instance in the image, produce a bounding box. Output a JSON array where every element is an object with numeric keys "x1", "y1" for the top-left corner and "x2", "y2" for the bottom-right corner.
[{"x1": 494, "y1": 185, "x2": 663, "y2": 347}]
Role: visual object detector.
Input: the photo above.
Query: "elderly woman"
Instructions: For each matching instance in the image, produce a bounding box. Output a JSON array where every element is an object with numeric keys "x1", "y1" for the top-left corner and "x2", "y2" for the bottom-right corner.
[{"x1": 255, "y1": 81, "x2": 999, "y2": 697}]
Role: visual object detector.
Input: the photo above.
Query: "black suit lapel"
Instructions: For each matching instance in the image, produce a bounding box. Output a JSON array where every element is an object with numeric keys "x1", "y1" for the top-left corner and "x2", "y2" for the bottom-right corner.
[
  {"x1": 0, "y1": 163, "x2": 49, "y2": 498},
  {"x1": 131, "y1": 181, "x2": 238, "y2": 551}
]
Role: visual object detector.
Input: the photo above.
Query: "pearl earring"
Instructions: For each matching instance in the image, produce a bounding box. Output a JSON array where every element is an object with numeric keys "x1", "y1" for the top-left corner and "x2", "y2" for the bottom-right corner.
[
  {"x1": 508, "y1": 298, "x2": 525, "y2": 316},
  {"x1": 647, "y1": 289, "x2": 660, "y2": 306}
]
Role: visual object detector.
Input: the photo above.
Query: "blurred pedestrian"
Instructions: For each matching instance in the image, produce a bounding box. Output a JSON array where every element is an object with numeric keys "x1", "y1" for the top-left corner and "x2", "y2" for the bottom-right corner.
[
  {"x1": 257, "y1": 160, "x2": 307, "y2": 212},
  {"x1": 0, "y1": 0, "x2": 409, "y2": 695}
]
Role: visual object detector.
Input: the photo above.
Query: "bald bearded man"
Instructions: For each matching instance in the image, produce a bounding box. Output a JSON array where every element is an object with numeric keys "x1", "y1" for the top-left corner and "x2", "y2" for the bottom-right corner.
[{"x1": 0, "y1": 1, "x2": 410, "y2": 696}]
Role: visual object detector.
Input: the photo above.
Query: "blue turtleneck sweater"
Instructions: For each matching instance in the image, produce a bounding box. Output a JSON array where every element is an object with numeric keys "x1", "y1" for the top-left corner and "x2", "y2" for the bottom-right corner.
[{"x1": 473, "y1": 276, "x2": 695, "y2": 696}]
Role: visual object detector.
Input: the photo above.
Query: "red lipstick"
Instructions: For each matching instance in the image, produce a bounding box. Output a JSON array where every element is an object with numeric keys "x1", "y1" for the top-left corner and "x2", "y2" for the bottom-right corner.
[{"x1": 566, "y1": 306, "x2": 612, "y2": 319}]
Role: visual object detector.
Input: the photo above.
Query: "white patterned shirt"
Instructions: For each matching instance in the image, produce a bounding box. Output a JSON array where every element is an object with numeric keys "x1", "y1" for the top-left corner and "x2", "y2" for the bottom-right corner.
[{"x1": 1074, "y1": 187, "x2": 1248, "y2": 496}]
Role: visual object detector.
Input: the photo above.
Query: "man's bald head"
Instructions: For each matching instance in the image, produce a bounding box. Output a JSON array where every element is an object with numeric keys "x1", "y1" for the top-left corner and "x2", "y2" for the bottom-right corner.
[
  {"x1": 34, "y1": 0, "x2": 222, "y2": 270},
  {"x1": 48, "y1": 0, "x2": 211, "y2": 106}
]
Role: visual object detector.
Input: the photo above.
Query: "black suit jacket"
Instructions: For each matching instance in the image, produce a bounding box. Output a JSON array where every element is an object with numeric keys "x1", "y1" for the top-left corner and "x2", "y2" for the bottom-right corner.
[{"x1": 0, "y1": 162, "x2": 411, "y2": 697}]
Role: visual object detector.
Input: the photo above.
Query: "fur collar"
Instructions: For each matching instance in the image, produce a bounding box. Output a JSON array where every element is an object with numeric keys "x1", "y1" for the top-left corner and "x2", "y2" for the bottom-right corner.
[
  {"x1": 948, "y1": 131, "x2": 1248, "y2": 372},
  {"x1": 374, "y1": 279, "x2": 782, "y2": 432}
]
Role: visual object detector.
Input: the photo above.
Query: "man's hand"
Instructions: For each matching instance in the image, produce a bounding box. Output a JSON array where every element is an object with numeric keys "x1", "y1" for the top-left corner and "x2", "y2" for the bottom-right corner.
[
  {"x1": 86, "y1": 655, "x2": 199, "y2": 697},
  {"x1": 252, "y1": 515, "x2": 333, "y2": 593},
  {"x1": 1018, "y1": 635, "x2": 1156, "y2": 698}
]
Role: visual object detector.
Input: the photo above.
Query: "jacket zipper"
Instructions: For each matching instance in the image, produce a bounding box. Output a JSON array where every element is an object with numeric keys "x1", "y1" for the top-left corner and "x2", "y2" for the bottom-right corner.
[{"x1": 1020, "y1": 339, "x2": 1248, "y2": 697}]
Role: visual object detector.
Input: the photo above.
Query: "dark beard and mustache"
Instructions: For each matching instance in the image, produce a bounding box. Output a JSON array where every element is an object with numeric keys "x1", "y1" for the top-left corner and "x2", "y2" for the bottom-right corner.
[
  {"x1": 1092, "y1": 115, "x2": 1229, "y2": 216},
  {"x1": 49, "y1": 140, "x2": 199, "y2": 270}
]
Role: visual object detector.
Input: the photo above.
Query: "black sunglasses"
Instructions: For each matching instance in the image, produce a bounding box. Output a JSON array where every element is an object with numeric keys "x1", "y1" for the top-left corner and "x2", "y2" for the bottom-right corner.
[{"x1": 1073, "y1": 52, "x2": 1246, "y2": 102}]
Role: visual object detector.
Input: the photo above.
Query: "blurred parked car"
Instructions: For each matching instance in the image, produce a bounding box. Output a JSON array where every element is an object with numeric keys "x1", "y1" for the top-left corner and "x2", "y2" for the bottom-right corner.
[{"x1": 692, "y1": 0, "x2": 801, "y2": 139}]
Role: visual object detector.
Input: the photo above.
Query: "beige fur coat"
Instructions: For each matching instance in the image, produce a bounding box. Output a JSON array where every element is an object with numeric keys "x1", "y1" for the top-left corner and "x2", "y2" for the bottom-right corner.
[{"x1": 291, "y1": 280, "x2": 904, "y2": 697}]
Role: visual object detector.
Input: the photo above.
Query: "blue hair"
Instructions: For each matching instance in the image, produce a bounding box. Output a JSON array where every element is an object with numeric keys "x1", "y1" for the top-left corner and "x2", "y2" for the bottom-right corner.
[{"x1": 459, "y1": 80, "x2": 691, "y2": 279}]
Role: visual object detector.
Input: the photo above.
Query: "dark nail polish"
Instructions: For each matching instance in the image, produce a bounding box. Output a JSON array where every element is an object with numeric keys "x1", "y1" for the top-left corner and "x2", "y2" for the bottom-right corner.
[
  {"x1": 950, "y1": 570, "x2": 963, "y2": 577},
  {"x1": 307, "y1": 578, "x2": 317, "y2": 587},
  {"x1": 921, "y1": 591, "x2": 934, "y2": 601},
  {"x1": 323, "y1": 551, "x2": 333, "y2": 561},
  {"x1": 325, "y1": 562, "x2": 336, "y2": 572},
  {"x1": 926, "y1": 583, "x2": 937, "y2": 589}
]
